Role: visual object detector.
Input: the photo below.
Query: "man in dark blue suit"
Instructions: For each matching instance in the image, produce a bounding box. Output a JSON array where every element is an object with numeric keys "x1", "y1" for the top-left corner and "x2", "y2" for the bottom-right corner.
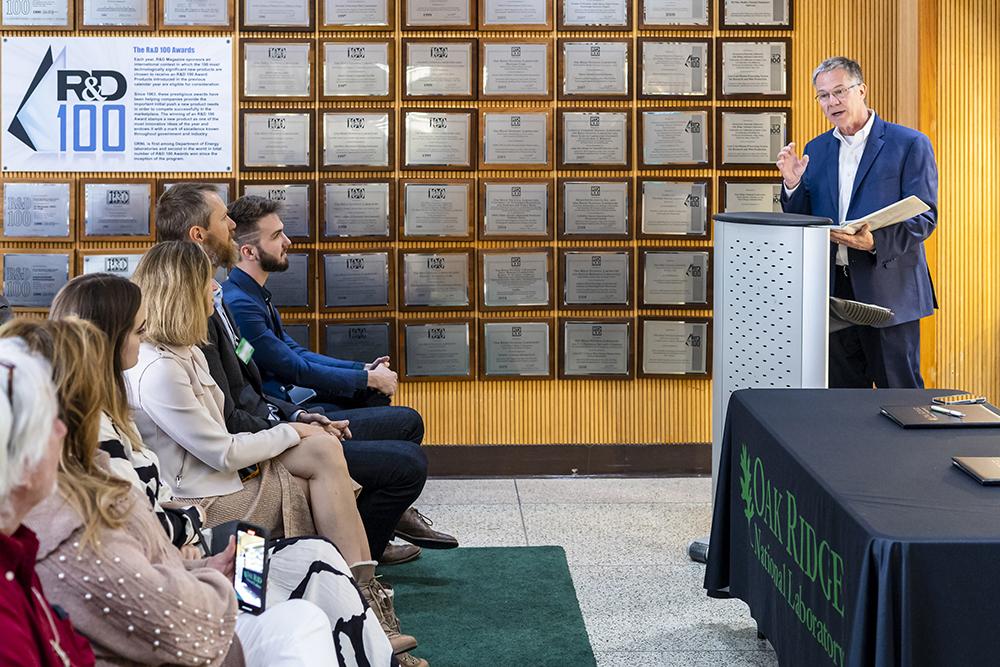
[{"x1": 779, "y1": 56, "x2": 938, "y2": 388}]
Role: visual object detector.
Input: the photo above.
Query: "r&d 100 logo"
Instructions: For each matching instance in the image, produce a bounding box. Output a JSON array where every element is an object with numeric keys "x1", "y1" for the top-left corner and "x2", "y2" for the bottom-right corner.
[
  {"x1": 48, "y1": 66, "x2": 127, "y2": 153},
  {"x1": 58, "y1": 69, "x2": 128, "y2": 152},
  {"x1": 106, "y1": 190, "x2": 130, "y2": 205},
  {"x1": 104, "y1": 257, "x2": 130, "y2": 273}
]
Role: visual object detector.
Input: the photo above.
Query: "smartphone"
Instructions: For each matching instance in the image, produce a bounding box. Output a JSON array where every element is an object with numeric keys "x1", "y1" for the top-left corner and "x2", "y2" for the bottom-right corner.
[
  {"x1": 234, "y1": 523, "x2": 269, "y2": 615},
  {"x1": 932, "y1": 394, "x2": 987, "y2": 406},
  {"x1": 287, "y1": 384, "x2": 318, "y2": 406}
]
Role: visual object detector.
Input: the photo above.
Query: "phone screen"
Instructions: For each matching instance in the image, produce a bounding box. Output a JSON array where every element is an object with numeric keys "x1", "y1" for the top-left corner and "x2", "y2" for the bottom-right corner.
[{"x1": 235, "y1": 527, "x2": 267, "y2": 613}]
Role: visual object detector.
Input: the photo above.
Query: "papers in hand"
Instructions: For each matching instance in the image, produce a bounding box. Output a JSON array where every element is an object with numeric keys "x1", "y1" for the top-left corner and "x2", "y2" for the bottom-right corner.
[{"x1": 835, "y1": 196, "x2": 930, "y2": 235}]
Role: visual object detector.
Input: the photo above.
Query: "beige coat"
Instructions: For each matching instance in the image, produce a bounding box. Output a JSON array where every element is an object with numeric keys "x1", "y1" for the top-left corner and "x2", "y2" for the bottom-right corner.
[
  {"x1": 125, "y1": 343, "x2": 298, "y2": 499},
  {"x1": 26, "y1": 452, "x2": 240, "y2": 666}
]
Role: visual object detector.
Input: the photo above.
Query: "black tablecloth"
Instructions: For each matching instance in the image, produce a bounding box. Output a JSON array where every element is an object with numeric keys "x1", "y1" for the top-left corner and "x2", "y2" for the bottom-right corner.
[{"x1": 705, "y1": 389, "x2": 1000, "y2": 667}]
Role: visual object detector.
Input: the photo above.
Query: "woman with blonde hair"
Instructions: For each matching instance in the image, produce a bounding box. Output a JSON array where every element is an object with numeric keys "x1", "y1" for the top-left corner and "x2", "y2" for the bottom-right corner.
[
  {"x1": 127, "y1": 242, "x2": 413, "y2": 659},
  {"x1": 2, "y1": 317, "x2": 340, "y2": 666},
  {"x1": 50, "y1": 273, "x2": 397, "y2": 666}
]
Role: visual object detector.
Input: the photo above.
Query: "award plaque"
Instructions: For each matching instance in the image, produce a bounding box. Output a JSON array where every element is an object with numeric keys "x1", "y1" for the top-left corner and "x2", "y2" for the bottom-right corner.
[
  {"x1": 719, "y1": 39, "x2": 791, "y2": 99},
  {"x1": 638, "y1": 178, "x2": 710, "y2": 239},
  {"x1": 479, "y1": 249, "x2": 552, "y2": 310},
  {"x1": 559, "y1": 319, "x2": 632, "y2": 379},
  {"x1": 558, "y1": 179, "x2": 631, "y2": 239},
  {"x1": 558, "y1": 40, "x2": 631, "y2": 99},
  {"x1": 81, "y1": 180, "x2": 153, "y2": 240},
  {"x1": 638, "y1": 317, "x2": 710, "y2": 377},
  {"x1": 80, "y1": 252, "x2": 144, "y2": 279},
  {"x1": 240, "y1": 111, "x2": 314, "y2": 171},
  {"x1": 480, "y1": 39, "x2": 552, "y2": 99},
  {"x1": 479, "y1": 0, "x2": 550, "y2": 30},
  {"x1": 1, "y1": 0, "x2": 72, "y2": 28},
  {"x1": 402, "y1": 0, "x2": 474, "y2": 29},
  {"x1": 321, "y1": 251, "x2": 393, "y2": 311},
  {"x1": 720, "y1": 0, "x2": 792, "y2": 29},
  {"x1": 403, "y1": 40, "x2": 476, "y2": 100},
  {"x1": 639, "y1": 249, "x2": 710, "y2": 307},
  {"x1": 401, "y1": 320, "x2": 474, "y2": 380},
  {"x1": 400, "y1": 250, "x2": 473, "y2": 311},
  {"x1": 1, "y1": 181, "x2": 72, "y2": 241},
  {"x1": 1, "y1": 252, "x2": 71, "y2": 309},
  {"x1": 560, "y1": 249, "x2": 632, "y2": 308},
  {"x1": 479, "y1": 179, "x2": 553, "y2": 240},
  {"x1": 638, "y1": 38, "x2": 711, "y2": 99},
  {"x1": 639, "y1": 0, "x2": 709, "y2": 29},
  {"x1": 322, "y1": 180, "x2": 393, "y2": 240},
  {"x1": 283, "y1": 322, "x2": 314, "y2": 351},
  {"x1": 558, "y1": 111, "x2": 630, "y2": 169},
  {"x1": 402, "y1": 110, "x2": 475, "y2": 171},
  {"x1": 241, "y1": 0, "x2": 312, "y2": 30},
  {"x1": 242, "y1": 41, "x2": 314, "y2": 101},
  {"x1": 480, "y1": 320, "x2": 553, "y2": 379},
  {"x1": 558, "y1": 0, "x2": 630, "y2": 30},
  {"x1": 321, "y1": 110, "x2": 393, "y2": 171},
  {"x1": 79, "y1": 0, "x2": 152, "y2": 28},
  {"x1": 400, "y1": 180, "x2": 474, "y2": 240},
  {"x1": 160, "y1": 0, "x2": 232, "y2": 28},
  {"x1": 321, "y1": 39, "x2": 393, "y2": 101},
  {"x1": 266, "y1": 251, "x2": 312, "y2": 311},
  {"x1": 323, "y1": 320, "x2": 393, "y2": 363},
  {"x1": 160, "y1": 180, "x2": 233, "y2": 205},
  {"x1": 480, "y1": 110, "x2": 553, "y2": 171},
  {"x1": 718, "y1": 108, "x2": 790, "y2": 169},
  {"x1": 321, "y1": 0, "x2": 392, "y2": 29},
  {"x1": 639, "y1": 109, "x2": 711, "y2": 168},
  {"x1": 241, "y1": 182, "x2": 313, "y2": 241},
  {"x1": 720, "y1": 178, "x2": 782, "y2": 213}
]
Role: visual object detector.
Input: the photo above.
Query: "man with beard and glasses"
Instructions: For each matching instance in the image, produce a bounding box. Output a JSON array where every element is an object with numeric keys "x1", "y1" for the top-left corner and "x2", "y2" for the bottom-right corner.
[{"x1": 156, "y1": 186, "x2": 456, "y2": 566}]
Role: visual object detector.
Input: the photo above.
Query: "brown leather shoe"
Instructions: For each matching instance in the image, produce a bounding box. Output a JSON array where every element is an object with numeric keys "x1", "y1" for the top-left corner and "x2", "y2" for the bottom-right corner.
[
  {"x1": 394, "y1": 507, "x2": 459, "y2": 549},
  {"x1": 396, "y1": 652, "x2": 429, "y2": 667},
  {"x1": 381, "y1": 542, "x2": 421, "y2": 566}
]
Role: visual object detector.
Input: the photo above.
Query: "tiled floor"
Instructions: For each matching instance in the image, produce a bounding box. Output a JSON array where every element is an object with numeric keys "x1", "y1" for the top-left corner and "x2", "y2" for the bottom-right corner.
[{"x1": 411, "y1": 477, "x2": 779, "y2": 667}]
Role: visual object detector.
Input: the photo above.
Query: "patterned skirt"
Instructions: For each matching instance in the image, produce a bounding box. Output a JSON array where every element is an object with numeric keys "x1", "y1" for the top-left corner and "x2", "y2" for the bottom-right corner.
[{"x1": 183, "y1": 459, "x2": 315, "y2": 539}]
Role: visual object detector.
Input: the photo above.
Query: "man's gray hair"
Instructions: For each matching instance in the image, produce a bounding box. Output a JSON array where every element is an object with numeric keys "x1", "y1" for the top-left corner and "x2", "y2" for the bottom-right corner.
[{"x1": 812, "y1": 57, "x2": 865, "y2": 86}]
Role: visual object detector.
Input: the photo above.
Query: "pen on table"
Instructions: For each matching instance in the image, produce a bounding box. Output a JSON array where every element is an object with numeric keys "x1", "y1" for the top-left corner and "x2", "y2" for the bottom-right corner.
[{"x1": 930, "y1": 405, "x2": 964, "y2": 418}]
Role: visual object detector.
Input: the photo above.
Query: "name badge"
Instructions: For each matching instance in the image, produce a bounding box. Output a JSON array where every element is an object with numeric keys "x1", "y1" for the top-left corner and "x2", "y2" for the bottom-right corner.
[{"x1": 236, "y1": 338, "x2": 255, "y2": 364}]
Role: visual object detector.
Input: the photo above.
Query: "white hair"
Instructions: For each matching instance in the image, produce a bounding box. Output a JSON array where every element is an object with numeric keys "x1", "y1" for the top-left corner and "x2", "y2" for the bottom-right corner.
[{"x1": 0, "y1": 338, "x2": 58, "y2": 501}]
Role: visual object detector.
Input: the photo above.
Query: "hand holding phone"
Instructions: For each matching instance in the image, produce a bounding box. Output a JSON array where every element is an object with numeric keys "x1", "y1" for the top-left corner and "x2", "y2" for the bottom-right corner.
[{"x1": 233, "y1": 523, "x2": 269, "y2": 615}]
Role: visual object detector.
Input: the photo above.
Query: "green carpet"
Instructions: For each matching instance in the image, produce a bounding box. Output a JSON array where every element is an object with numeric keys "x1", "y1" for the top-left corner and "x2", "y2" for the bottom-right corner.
[{"x1": 388, "y1": 546, "x2": 596, "y2": 667}]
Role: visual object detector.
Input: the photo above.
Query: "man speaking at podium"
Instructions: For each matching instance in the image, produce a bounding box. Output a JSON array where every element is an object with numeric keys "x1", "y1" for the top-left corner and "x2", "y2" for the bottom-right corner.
[{"x1": 778, "y1": 56, "x2": 938, "y2": 389}]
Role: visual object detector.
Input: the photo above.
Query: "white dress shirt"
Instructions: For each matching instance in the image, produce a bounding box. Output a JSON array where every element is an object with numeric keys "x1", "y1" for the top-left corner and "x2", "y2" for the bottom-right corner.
[{"x1": 786, "y1": 109, "x2": 877, "y2": 266}]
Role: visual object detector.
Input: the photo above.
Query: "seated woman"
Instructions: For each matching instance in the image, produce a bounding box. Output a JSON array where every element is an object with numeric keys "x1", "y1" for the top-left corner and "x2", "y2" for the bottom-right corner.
[
  {"x1": 1, "y1": 317, "x2": 341, "y2": 666},
  {"x1": 0, "y1": 337, "x2": 95, "y2": 667},
  {"x1": 49, "y1": 273, "x2": 400, "y2": 666},
  {"x1": 121, "y1": 243, "x2": 419, "y2": 660}
]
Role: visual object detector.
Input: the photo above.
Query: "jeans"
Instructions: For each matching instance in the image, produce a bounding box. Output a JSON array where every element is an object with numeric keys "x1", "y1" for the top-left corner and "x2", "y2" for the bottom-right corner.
[{"x1": 306, "y1": 404, "x2": 428, "y2": 557}]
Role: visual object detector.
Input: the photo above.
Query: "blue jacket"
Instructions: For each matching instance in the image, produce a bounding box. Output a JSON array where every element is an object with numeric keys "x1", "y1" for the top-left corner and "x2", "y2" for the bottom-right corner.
[
  {"x1": 781, "y1": 114, "x2": 938, "y2": 327},
  {"x1": 222, "y1": 267, "x2": 368, "y2": 400}
]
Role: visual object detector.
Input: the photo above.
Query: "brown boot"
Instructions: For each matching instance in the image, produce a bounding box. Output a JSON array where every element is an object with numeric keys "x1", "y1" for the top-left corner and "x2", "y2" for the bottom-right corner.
[
  {"x1": 351, "y1": 561, "x2": 418, "y2": 655},
  {"x1": 395, "y1": 652, "x2": 429, "y2": 667},
  {"x1": 381, "y1": 542, "x2": 422, "y2": 566}
]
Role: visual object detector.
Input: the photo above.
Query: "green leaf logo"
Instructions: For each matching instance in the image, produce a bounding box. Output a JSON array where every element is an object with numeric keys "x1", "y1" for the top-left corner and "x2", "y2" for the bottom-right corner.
[{"x1": 739, "y1": 444, "x2": 755, "y2": 522}]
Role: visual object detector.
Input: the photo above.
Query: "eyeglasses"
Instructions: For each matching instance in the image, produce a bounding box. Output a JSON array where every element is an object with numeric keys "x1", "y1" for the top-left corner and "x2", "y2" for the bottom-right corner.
[
  {"x1": 0, "y1": 360, "x2": 13, "y2": 404},
  {"x1": 814, "y1": 83, "x2": 861, "y2": 104}
]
